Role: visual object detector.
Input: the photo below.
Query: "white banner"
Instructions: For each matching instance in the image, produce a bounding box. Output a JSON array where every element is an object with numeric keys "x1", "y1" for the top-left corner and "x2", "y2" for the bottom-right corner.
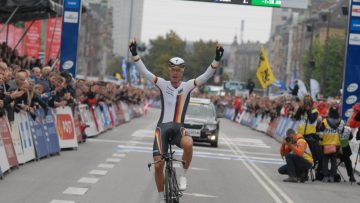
[
  {"x1": 310, "y1": 79, "x2": 320, "y2": 101},
  {"x1": 0, "y1": 135, "x2": 10, "y2": 173},
  {"x1": 78, "y1": 104, "x2": 98, "y2": 137},
  {"x1": 15, "y1": 112, "x2": 36, "y2": 163},
  {"x1": 55, "y1": 107, "x2": 78, "y2": 149}
]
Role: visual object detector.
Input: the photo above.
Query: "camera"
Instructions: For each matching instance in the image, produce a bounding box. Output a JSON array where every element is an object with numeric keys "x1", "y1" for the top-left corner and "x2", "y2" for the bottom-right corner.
[{"x1": 285, "y1": 137, "x2": 293, "y2": 143}]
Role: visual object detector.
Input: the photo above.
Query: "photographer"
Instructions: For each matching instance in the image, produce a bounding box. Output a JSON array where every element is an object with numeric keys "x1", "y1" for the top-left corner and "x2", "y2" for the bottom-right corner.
[
  {"x1": 293, "y1": 95, "x2": 322, "y2": 179},
  {"x1": 278, "y1": 129, "x2": 314, "y2": 182}
]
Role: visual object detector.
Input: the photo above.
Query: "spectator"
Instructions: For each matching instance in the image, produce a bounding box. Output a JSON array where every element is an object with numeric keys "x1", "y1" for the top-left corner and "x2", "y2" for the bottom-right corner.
[
  {"x1": 247, "y1": 78, "x2": 255, "y2": 95},
  {"x1": 289, "y1": 80, "x2": 299, "y2": 97},
  {"x1": 278, "y1": 129, "x2": 313, "y2": 183},
  {"x1": 318, "y1": 103, "x2": 341, "y2": 182}
]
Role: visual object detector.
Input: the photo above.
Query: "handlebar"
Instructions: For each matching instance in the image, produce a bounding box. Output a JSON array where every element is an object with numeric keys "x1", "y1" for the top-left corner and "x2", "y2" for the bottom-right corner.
[{"x1": 147, "y1": 151, "x2": 185, "y2": 171}]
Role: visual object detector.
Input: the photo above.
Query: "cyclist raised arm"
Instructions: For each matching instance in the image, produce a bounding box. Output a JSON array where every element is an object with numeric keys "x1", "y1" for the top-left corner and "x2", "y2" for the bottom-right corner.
[{"x1": 129, "y1": 39, "x2": 224, "y2": 203}]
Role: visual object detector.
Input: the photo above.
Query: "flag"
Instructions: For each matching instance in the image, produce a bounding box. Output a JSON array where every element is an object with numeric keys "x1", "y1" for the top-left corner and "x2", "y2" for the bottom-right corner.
[
  {"x1": 256, "y1": 45, "x2": 276, "y2": 89},
  {"x1": 271, "y1": 80, "x2": 287, "y2": 91},
  {"x1": 121, "y1": 58, "x2": 127, "y2": 83}
]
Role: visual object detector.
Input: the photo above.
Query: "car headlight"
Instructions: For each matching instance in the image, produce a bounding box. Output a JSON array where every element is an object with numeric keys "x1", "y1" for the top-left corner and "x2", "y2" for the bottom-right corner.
[{"x1": 206, "y1": 124, "x2": 217, "y2": 131}]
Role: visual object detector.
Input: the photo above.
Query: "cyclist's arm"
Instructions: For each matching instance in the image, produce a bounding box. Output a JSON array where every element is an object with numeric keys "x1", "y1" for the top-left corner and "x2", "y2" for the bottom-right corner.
[
  {"x1": 133, "y1": 57, "x2": 158, "y2": 84},
  {"x1": 194, "y1": 60, "x2": 219, "y2": 87}
]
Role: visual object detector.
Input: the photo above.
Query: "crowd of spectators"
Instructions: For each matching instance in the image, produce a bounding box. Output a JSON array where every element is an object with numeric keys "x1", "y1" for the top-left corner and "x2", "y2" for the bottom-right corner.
[{"x1": 0, "y1": 42, "x2": 148, "y2": 122}]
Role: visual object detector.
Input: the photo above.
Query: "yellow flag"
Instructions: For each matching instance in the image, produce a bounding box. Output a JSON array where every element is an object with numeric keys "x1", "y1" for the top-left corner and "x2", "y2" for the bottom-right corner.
[
  {"x1": 256, "y1": 45, "x2": 276, "y2": 89},
  {"x1": 115, "y1": 73, "x2": 122, "y2": 80}
]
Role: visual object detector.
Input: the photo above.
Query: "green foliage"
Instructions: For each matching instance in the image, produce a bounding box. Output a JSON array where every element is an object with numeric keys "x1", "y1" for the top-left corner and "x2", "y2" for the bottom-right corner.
[
  {"x1": 143, "y1": 30, "x2": 186, "y2": 78},
  {"x1": 302, "y1": 36, "x2": 345, "y2": 97},
  {"x1": 184, "y1": 40, "x2": 216, "y2": 81},
  {"x1": 106, "y1": 57, "x2": 120, "y2": 75},
  {"x1": 142, "y1": 30, "x2": 218, "y2": 84}
]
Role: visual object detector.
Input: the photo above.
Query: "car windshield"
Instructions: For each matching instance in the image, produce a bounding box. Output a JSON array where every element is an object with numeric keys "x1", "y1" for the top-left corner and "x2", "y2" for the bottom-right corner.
[{"x1": 186, "y1": 103, "x2": 214, "y2": 117}]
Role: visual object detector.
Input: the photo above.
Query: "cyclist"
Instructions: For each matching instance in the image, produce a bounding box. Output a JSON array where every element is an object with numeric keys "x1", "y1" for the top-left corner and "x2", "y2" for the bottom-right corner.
[{"x1": 129, "y1": 39, "x2": 224, "y2": 202}]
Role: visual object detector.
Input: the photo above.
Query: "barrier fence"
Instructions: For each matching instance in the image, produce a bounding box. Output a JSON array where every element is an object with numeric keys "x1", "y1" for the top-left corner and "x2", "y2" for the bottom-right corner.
[
  {"x1": 224, "y1": 107, "x2": 360, "y2": 172},
  {"x1": 0, "y1": 101, "x2": 144, "y2": 179}
]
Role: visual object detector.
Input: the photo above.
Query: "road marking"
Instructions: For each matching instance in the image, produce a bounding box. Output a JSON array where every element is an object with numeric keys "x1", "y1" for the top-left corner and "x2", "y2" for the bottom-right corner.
[
  {"x1": 116, "y1": 145, "x2": 284, "y2": 165},
  {"x1": 63, "y1": 187, "x2": 88, "y2": 195},
  {"x1": 112, "y1": 153, "x2": 126, "y2": 158},
  {"x1": 183, "y1": 193, "x2": 218, "y2": 198},
  {"x1": 98, "y1": 163, "x2": 115, "y2": 169},
  {"x1": 90, "y1": 138, "x2": 279, "y2": 156},
  {"x1": 173, "y1": 163, "x2": 208, "y2": 171},
  {"x1": 222, "y1": 133, "x2": 294, "y2": 203},
  {"x1": 131, "y1": 129, "x2": 154, "y2": 138},
  {"x1": 50, "y1": 200, "x2": 75, "y2": 203},
  {"x1": 78, "y1": 177, "x2": 99, "y2": 184},
  {"x1": 89, "y1": 170, "x2": 108, "y2": 176},
  {"x1": 106, "y1": 158, "x2": 121, "y2": 163}
]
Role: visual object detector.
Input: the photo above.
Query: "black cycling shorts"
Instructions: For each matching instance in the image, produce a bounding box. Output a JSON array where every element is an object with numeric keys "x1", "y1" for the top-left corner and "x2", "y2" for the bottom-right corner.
[{"x1": 153, "y1": 122, "x2": 187, "y2": 157}]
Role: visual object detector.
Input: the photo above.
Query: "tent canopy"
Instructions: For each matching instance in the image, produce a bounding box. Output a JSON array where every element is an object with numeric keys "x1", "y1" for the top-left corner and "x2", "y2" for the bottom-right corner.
[{"x1": 0, "y1": 0, "x2": 87, "y2": 23}]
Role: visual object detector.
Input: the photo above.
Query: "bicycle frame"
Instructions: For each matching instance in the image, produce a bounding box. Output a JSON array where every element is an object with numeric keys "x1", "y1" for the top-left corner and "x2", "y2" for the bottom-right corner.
[{"x1": 148, "y1": 142, "x2": 184, "y2": 203}]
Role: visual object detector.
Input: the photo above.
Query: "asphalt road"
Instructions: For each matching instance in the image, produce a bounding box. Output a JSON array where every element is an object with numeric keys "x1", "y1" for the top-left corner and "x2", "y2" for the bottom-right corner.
[{"x1": 1, "y1": 108, "x2": 360, "y2": 203}]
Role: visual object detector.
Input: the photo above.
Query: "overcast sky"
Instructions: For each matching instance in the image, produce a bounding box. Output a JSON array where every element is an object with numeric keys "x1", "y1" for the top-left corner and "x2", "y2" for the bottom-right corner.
[{"x1": 141, "y1": 0, "x2": 273, "y2": 45}]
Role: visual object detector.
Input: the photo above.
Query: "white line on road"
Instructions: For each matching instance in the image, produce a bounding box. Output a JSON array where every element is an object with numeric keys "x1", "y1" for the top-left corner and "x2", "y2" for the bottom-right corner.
[
  {"x1": 112, "y1": 153, "x2": 126, "y2": 158},
  {"x1": 89, "y1": 138, "x2": 279, "y2": 156},
  {"x1": 63, "y1": 187, "x2": 88, "y2": 195},
  {"x1": 98, "y1": 163, "x2": 115, "y2": 169},
  {"x1": 183, "y1": 193, "x2": 218, "y2": 198},
  {"x1": 89, "y1": 170, "x2": 108, "y2": 176},
  {"x1": 78, "y1": 177, "x2": 99, "y2": 184},
  {"x1": 106, "y1": 158, "x2": 121, "y2": 163},
  {"x1": 50, "y1": 200, "x2": 75, "y2": 203},
  {"x1": 221, "y1": 134, "x2": 282, "y2": 203},
  {"x1": 222, "y1": 133, "x2": 294, "y2": 203}
]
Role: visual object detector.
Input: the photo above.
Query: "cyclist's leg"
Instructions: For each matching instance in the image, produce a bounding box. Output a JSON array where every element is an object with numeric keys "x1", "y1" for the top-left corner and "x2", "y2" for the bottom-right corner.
[
  {"x1": 153, "y1": 127, "x2": 165, "y2": 192},
  {"x1": 179, "y1": 127, "x2": 193, "y2": 169}
]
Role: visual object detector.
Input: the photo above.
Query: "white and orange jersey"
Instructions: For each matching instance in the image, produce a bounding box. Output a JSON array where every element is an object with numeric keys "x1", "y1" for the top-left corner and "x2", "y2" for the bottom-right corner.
[{"x1": 134, "y1": 58, "x2": 218, "y2": 124}]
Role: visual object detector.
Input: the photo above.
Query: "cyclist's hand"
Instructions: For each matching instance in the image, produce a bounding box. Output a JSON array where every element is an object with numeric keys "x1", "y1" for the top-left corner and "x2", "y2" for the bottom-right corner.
[
  {"x1": 215, "y1": 44, "x2": 224, "y2": 61},
  {"x1": 129, "y1": 39, "x2": 138, "y2": 56}
]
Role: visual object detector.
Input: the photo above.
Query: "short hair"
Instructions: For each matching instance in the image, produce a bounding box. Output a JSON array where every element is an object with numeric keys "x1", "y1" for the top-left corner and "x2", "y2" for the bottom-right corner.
[{"x1": 286, "y1": 129, "x2": 296, "y2": 137}]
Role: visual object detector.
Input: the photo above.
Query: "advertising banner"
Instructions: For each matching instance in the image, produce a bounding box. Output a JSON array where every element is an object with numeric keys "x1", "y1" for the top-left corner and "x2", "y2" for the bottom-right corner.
[
  {"x1": 42, "y1": 109, "x2": 61, "y2": 154},
  {"x1": 15, "y1": 112, "x2": 36, "y2": 163},
  {"x1": 60, "y1": 0, "x2": 82, "y2": 77},
  {"x1": 29, "y1": 111, "x2": 49, "y2": 159},
  {"x1": 0, "y1": 117, "x2": 18, "y2": 167},
  {"x1": 95, "y1": 106, "x2": 106, "y2": 132},
  {"x1": 0, "y1": 135, "x2": 9, "y2": 174},
  {"x1": 45, "y1": 17, "x2": 62, "y2": 63},
  {"x1": 116, "y1": 103, "x2": 125, "y2": 124},
  {"x1": 78, "y1": 104, "x2": 98, "y2": 137},
  {"x1": 100, "y1": 103, "x2": 112, "y2": 130},
  {"x1": 73, "y1": 108, "x2": 83, "y2": 143},
  {"x1": 25, "y1": 20, "x2": 41, "y2": 58},
  {"x1": 120, "y1": 102, "x2": 131, "y2": 122},
  {"x1": 9, "y1": 119, "x2": 24, "y2": 164},
  {"x1": 342, "y1": 0, "x2": 360, "y2": 119},
  {"x1": 55, "y1": 107, "x2": 78, "y2": 149}
]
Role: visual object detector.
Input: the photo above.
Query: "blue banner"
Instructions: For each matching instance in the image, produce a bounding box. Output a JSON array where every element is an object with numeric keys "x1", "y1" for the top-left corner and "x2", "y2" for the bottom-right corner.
[
  {"x1": 29, "y1": 111, "x2": 49, "y2": 159},
  {"x1": 130, "y1": 63, "x2": 138, "y2": 84},
  {"x1": 121, "y1": 59, "x2": 128, "y2": 83},
  {"x1": 43, "y1": 110, "x2": 61, "y2": 155},
  {"x1": 342, "y1": 1, "x2": 360, "y2": 119},
  {"x1": 60, "y1": 0, "x2": 82, "y2": 77}
]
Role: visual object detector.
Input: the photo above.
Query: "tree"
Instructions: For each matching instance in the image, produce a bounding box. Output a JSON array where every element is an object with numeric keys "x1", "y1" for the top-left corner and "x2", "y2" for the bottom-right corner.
[
  {"x1": 302, "y1": 35, "x2": 345, "y2": 97},
  {"x1": 143, "y1": 30, "x2": 186, "y2": 78},
  {"x1": 184, "y1": 40, "x2": 217, "y2": 81}
]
